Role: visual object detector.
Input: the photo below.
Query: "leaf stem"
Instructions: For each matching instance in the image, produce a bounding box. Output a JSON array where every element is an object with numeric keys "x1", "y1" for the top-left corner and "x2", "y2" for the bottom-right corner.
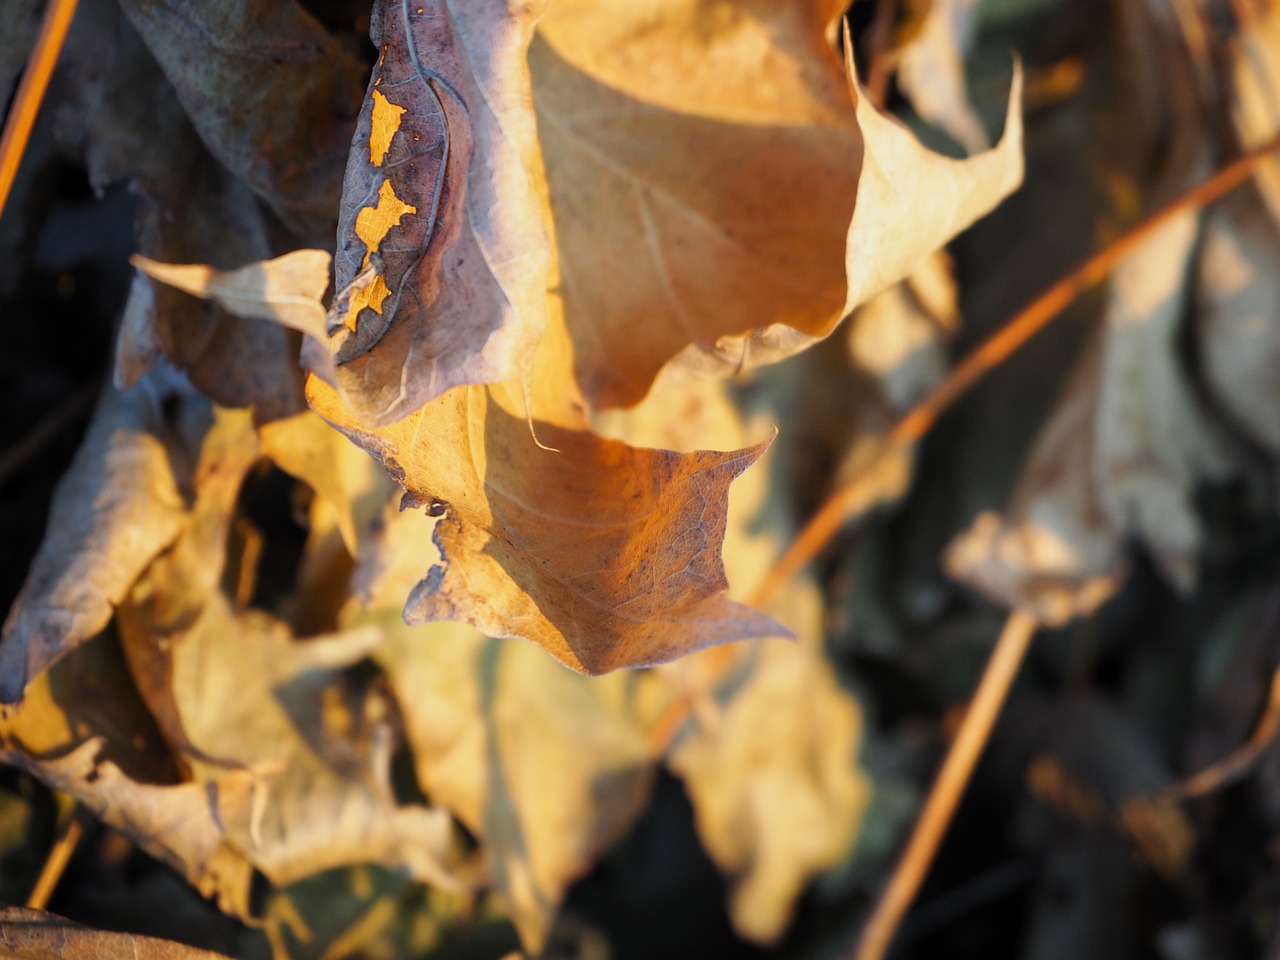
[
  {"x1": 26, "y1": 804, "x2": 83, "y2": 911},
  {"x1": 0, "y1": 0, "x2": 80, "y2": 221},
  {"x1": 1168, "y1": 663, "x2": 1280, "y2": 799},
  {"x1": 852, "y1": 610, "x2": 1038, "y2": 960},
  {"x1": 1166, "y1": 587, "x2": 1280, "y2": 800},
  {"x1": 752, "y1": 131, "x2": 1280, "y2": 611}
]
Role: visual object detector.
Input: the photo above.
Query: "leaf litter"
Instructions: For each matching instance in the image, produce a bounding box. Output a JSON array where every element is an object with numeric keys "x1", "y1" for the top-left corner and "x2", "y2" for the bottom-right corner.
[{"x1": 2, "y1": 0, "x2": 1280, "y2": 958}]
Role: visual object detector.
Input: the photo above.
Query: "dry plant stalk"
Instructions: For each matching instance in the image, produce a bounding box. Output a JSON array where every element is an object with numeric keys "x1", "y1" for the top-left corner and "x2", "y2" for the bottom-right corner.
[{"x1": 0, "y1": 0, "x2": 79, "y2": 218}]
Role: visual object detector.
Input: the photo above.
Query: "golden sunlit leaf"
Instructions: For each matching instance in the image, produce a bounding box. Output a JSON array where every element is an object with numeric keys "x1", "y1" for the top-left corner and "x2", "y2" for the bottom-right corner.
[
  {"x1": 308, "y1": 375, "x2": 784, "y2": 675},
  {"x1": 375, "y1": 617, "x2": 663, "y2": 952},
  {"x1": 533, "y1": 0, "x2": 860, "y2": 408},
  {"x1": 597, "y1": 377, "x2": 871, "y2": 944},
  {"x1": 842, "y1": 44, "x2": 1024, "y2": 312}
]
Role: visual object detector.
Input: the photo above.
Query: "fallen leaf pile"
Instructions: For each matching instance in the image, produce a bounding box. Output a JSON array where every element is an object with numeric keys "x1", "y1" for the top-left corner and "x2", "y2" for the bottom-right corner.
[{"x1": 3, "y1": 0, "x2": 1280, "y2": 957}]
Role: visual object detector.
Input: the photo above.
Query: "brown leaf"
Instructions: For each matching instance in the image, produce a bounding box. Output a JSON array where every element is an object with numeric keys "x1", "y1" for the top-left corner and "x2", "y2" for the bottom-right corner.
[
  {"x1": 309, "y1": 375, "x2": 783, "y2": 675},
  {"x1": 946, "y1": 209, "x2": 1229, "y2": 623},
  {"x1": 326, "y1": 0, "x2": 552, "y2": 425},
  {"x1": 0, "y1": 633, "x2": 255, "y2": 917},
  {"x1": 115, "y1": 0, "x2": 365, "y2": 241},
  {"x1": 633, "y1": 16, "x2": 1021, "y2": 397},
  {"x1": 597, "y1": 378, "x2": 871, "y2": 944},
  {"x1": 57, "y1": 0, "x2": 303, "y2": 417},
  {"x1": 0, "y1": 906, "x2": 235, "y2": 960},
  {"x1": 532, "y1": 0, "x2": 860, "y2": 408},
  {"x1": 374, "y1": 617, "x2": 662, "y2": 952},
  {"x1": 0, "y1": 380, "x2": 187, "y2": 702}
]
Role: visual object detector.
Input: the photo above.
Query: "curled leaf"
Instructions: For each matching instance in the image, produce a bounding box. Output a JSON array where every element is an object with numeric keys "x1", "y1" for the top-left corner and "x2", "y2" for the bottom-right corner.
[
  {"x1": 130, "y1": 251, "x2": 332, "y2": 342},
  {"x1": 532, "y1": 0, "x2": 860, "y2": 408},
  {"x1": 309, "y1": 376, "x2": 783, "y2": 675},
  {"x1": 327, "y1": 0, "x2": 552, "y2": 425},
  {"x1": 0, "y1": 381, "x2": 188, "y2": 702},
  {"x1": 116, "y1": 0, "x2": 365, "y2": 240},
  {"x1": 375, "y1": 618, "x2": 660, "y2": 952},
  {"x1": 843, "y1": 45, "x2": 1024, "y2": 311},
  {"x1": 946, "y1": 208, "x2": 1229, "y2": 623}
]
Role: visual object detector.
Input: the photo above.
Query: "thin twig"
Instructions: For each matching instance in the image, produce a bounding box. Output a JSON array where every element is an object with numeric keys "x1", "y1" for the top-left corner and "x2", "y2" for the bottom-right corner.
[
  {"x1": 853, "y1": 611, "x2": 1039, "y2": 960},
  {"x1": 0, "y1": 0, "x2": 80, "y2": 220},
  {"x1": 26, "y1": 808, "x2": 84, "y2": 910},
  {"x1": 1167, "y1": 586, "x2": 1280, "y2": 799},
  {"x1": 1167, "y1": 663, "x2": 1280, "y2": 799},
  {"x1": 752, "y1": 131, "x2": 1280, "y2": 612},
  {"x1": 644, "y1": 137, "x2": 1280, "y2": 760}
]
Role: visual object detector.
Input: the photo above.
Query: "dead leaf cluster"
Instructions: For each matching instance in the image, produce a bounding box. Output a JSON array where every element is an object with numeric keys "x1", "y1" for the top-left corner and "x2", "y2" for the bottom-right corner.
[{"x1": 5, "y1": 0, "x2": 1280, "y2": 958}]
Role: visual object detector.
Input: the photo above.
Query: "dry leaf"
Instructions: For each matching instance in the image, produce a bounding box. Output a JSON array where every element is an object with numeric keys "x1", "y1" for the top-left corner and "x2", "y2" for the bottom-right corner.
[
  {"x1": 326, "y1": 0, "x2": 552, "y2": 425},
  {"x1": 946, "y1": 208, "x2": 1229, "y2": 623},
  {"x1": 14, "y1": 742, "x2": 257, "y2": 918},
  {"x1": 115, "y1": 0, "x2": 364, "y2": 241},
  {"x1": 119, "y1": 594, "x2": 458, "y2": 890},
  {"x1": 57, "y1": 0, "x2": 304, "y2": 417},
  {"x1": 668, "y1": 634, "x2": 868, "y2": 944},
  {"x1": 374, "y1": 616, "x2": 662, "y2": 952},
  {"x1": 1195, "y1": 187, "x2": 1280, "y2": 455},
  {"x1": 105, "y1": 406, "x2": 458, "y2": 890},
  {"x1": 533, "y1": 0, "x2": 859, "y2": 408},
  {"x1": 0, "y1": 906, "x2": 235, "y2": 960},
  {"x1": 309, "y1": 375, "x2": 783, "y2": 675},
  {"x1": 896, "y1": 0, "x2": 989, "y2": 155},
  {"x1": 597, "y1": 378, "x2": 871, "y2": 944},
  {"x1": 644, "y1": 18, "x2": 1021, "y2": 395},
  {"x1": 843, "y1": 45, "x2": 1023, "y2": 312},
  {"x1": 0, "y1": 379, "x2": 188, "y2": 702},
  {"x1": 131, "y1": 251, "x2": 332, "y2": 342},
  {"x1": 0, "y1": 633, "x2": 255, "y2": 918}
]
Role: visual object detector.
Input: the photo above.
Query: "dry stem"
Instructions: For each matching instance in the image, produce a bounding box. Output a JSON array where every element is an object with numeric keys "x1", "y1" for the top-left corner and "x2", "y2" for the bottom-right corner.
[
  {"x1": 0, "y1": 0, "x2": 81, "y2": 220},
  {"x1": 26, "y1": 808, "x2": 84, "y2": 911},
  {"x1": 752, "y1": 130, "x2": 1280, "y2": 611},
  {"x1": 853, "y1": 611, "x2": 1039, "y2": 960}
]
